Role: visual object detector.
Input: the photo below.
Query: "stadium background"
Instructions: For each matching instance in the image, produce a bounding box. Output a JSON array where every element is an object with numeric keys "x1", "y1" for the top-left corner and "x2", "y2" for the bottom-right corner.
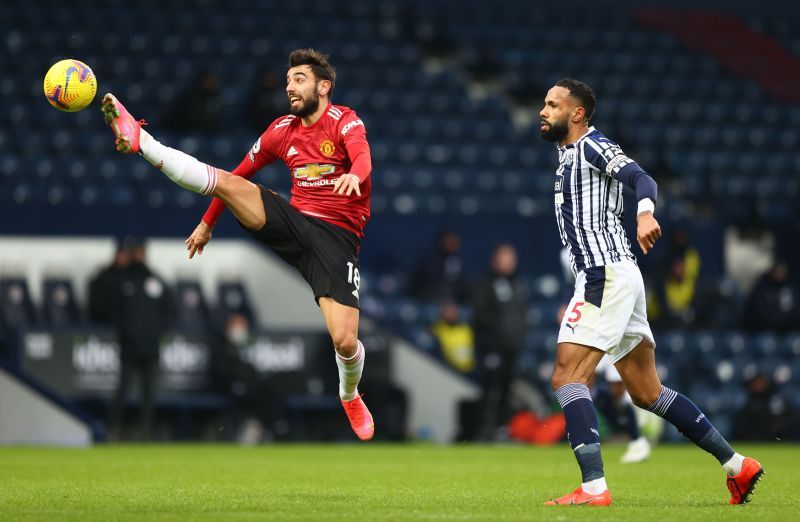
[{"x1": 1, "y1": 0, "x2": 799, "y2": 448}]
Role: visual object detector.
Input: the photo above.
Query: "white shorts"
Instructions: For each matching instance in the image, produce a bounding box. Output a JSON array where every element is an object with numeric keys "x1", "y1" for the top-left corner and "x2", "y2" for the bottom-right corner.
[{"x1": 558, "y1": 259, "x2": 655, "y2": 363}]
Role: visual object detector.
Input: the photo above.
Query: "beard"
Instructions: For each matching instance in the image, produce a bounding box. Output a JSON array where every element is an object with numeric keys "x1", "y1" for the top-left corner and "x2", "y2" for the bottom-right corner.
[
  {"x1": 540, "y1": 119, "x2": 569, "y2": 142},
  {"x1": 290, "y1": 90, "x2": 320, "y2": 118}
]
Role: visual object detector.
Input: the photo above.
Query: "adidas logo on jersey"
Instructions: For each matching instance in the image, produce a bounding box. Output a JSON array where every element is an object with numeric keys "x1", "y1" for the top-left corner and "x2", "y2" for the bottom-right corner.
[{"x1": 287, "y1": 146, "x2": 298, "y2": 157}]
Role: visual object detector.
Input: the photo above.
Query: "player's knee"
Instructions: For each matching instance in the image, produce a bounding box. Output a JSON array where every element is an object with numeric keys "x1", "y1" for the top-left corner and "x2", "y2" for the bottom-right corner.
[
  {"x1": 215, "y1": 170, "x2": 245, "y2": 197},
  {"x1": 628, "y1": 388, "x2": 660, "y2": 409},
  {"x1": 215, "y1": 173, "x2": 265, "y2": 230},
  {"x1": 331, "y1": 330, "x2": 358, "y2": 356}
]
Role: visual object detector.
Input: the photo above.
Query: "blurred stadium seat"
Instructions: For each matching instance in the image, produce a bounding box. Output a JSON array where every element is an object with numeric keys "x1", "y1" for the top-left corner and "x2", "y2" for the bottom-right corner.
[
  {"x1": 173, "y1": 280, "x2": 212, "y2": 333},
  {"x1": 41, "y1": 277, "x2": 82, "y2": 327},
  {"x1": 0, "y1": 277, "x2": 38, "y2": 330}
]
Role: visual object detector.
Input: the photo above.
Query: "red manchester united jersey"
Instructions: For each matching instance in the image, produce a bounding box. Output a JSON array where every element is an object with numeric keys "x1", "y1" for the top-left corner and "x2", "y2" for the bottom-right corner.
[{"x1": 202, "y1": 103, "x2": 372, "y2": 237}]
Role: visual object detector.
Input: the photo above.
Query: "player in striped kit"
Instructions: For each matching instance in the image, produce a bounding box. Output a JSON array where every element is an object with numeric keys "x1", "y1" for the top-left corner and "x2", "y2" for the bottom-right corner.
[
  {"x1": 557, "y1": 247, "x2": 654, "y2": 464},
  {"x1": 539, "y1": 79, "x2": 763, "y2": 506}
]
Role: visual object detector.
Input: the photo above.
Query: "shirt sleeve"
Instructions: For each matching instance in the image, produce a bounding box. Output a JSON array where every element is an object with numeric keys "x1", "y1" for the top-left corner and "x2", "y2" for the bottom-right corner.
[
  {"x1": 338, "y1": 111, "x2": 371, "y2": 182},
  {"x1": 581, "y1": 136, "x2": 633, "y2": 176},
  {"x1": 582, "y1": 137, "x2": 658, "y2": 206},
  {"x1": 201, "y1": 128, "x2": 279, "y2": 227}
]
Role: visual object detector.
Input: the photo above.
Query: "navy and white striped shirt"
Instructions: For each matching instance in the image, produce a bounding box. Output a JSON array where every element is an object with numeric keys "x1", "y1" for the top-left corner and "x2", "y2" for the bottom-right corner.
[{"x1": 553, "y1": 126, "x2": 638, "y2": 275}]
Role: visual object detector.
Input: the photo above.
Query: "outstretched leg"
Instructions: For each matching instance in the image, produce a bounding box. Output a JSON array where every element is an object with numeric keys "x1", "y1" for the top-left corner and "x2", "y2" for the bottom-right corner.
[
  {"x1": 101, "y1": 93, "x2": 265, "y2": 230},
  {"x1": 615, "y1": 339, "x2": 764, "y2": 504}
]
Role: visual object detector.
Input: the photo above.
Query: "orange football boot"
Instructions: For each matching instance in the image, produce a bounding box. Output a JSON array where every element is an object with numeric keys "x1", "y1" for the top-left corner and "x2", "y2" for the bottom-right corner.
[
  {"x1": 727, "y1": 457, "x2": 764, "y2": 505},
  {"x1": 341, "y1": 394, "x2": 374, "y2": 441},
  {"x1": 544, "y1": 486, "x2": 612, "y2": 506},
  {"x1": 544, "y1": 486, "x2": 611, "y2": 506}
]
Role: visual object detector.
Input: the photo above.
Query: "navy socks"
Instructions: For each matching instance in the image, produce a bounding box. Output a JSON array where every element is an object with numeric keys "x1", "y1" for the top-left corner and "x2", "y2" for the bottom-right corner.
[
  {"x1": 648, "y1": 386, "x2": 735, "y2": 464},
  {"x1": 555, "y1": 383, "x2": 605, "y2": 482}
]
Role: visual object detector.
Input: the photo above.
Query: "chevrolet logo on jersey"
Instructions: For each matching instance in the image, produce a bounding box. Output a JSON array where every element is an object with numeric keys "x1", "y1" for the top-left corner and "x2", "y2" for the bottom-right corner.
[{"x1": 293, "y1": 163, "x2": 336, "y2": 180}]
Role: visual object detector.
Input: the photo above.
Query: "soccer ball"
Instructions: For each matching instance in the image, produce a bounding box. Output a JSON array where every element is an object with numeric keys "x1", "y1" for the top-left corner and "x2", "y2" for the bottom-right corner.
[{"x1": 43, "y1": 59, "x2": 97, "y2": 112}]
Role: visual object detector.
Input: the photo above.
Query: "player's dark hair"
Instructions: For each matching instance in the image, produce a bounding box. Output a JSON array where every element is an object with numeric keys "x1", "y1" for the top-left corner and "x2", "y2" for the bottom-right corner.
[
  {"x1": 287, "y1": 48, "x2": 336, "y2": 92},
  {"x1": 555, "y1": 78, "x2": 595, "y2": 122}
]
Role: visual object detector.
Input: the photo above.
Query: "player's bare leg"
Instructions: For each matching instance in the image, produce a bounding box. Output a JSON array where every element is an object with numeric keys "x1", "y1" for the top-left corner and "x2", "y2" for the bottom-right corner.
[
  {"x1": 213, "y1": 174, "x2": 266, "y2": 230},
  {"x1": 545, "y1": 342, "x2": 611, "y2": 506},
  {"x1": 615, "y1": 339, "x2": 764, "y2": 504},
  {"x1": 319, "y1": 297, "x2": 374, "y2": 441},
  {"x1": 101, "y1": 93, "x2": 268, "y2": 232}
]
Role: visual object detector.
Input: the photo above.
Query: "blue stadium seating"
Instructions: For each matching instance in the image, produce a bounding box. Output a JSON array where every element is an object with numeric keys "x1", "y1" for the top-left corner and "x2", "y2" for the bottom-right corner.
[{"x1": 3, "y1": 0, "x2": 800, "y2": 441}]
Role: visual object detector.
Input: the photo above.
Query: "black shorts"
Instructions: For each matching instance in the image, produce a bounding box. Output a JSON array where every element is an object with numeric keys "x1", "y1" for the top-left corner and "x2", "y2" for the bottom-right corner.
[{"x1": 242, "y1": 185, "x2": 361, "y2": 309}]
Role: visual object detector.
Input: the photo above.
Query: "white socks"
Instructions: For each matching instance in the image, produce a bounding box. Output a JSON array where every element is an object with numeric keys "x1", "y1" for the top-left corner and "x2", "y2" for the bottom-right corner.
[
  {"x1": 582, "y1": 477, "x2": 608, "y2": 495},
  {"x1": 336, "y1": 339, "x2": 365, "y2": 402},
  {"x1": 722, "y1": 453, "x2": 745, "y2": 476},
  {"x1": 139, "y1": 129, "x2": 218, "y2": 195}
]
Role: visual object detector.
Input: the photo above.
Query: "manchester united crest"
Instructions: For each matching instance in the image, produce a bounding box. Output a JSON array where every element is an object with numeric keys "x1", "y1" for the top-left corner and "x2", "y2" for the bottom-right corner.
[{"x1": 320, "y1": 139, "x2": 336, "y2": 157}]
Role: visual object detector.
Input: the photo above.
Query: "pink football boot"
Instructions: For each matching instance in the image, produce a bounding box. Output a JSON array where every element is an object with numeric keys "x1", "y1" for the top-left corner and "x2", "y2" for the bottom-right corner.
[{"x1": 100, "y1": 93, "x2": 145, "y2": 153}]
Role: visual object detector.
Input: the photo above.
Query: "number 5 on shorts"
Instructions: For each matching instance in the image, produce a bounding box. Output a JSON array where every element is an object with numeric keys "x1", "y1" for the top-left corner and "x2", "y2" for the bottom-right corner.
[{"x1": 568, "y1": 301, "x2": 584, "y2": 322}]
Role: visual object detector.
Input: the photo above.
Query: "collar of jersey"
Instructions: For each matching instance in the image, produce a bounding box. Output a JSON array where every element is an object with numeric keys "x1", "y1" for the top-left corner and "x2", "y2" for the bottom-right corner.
[{"x1": 558, "y1": 125, "x2": 596, "y2": 151}]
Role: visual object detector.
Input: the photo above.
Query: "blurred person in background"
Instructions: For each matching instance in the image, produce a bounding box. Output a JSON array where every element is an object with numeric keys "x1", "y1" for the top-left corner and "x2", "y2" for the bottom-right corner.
[
  {"x1": 409, "y1": 230, "x2": 468, "y2": 304},
  {"x1": 655, "y1": 257, "x2": 698, "y2": 329},
  {"x1": 471, "y1": 243, "x2": 528, "y2": 441},
  {"x1": 88, "y1": 237, "x2": 131, "y2": 325},
  {"x1": 431, "y1": 299, "x2": 475, "y2": 373},
  {"x1": 742, "y1": 260, "x2": 799, "y2": 333},
  {"x1": 653, "y1": 229, "x2": 701, "y2": 329},
  {"x1": 209, "y1": 313, "x2": 287, "y2": 444},
  {"x1": 109, "y1": 238, "x2": 173, "y2": 441},
  {"x1": 733, "y1": 373, "x2": 799, "y2": 441}
]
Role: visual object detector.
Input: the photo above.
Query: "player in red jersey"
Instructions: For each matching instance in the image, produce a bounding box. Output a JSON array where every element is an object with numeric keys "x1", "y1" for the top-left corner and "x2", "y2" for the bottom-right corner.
[{"x1": 100, "y1": 49, "x2": 374, "y2": 441}]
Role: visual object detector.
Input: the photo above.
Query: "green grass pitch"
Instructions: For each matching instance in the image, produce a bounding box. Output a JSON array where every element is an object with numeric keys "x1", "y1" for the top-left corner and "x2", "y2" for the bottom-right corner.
[{"x1": 0, "y1": 443, "x2": 795, "y2": 521}]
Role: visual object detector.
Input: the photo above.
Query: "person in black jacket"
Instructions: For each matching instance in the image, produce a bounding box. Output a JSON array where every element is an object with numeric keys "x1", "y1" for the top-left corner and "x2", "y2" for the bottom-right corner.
[
  {"x1": 742, "y1": 261, "x2": 799, "y2": 333},
  {"x1": 209, "y1": 313, "x2": 288, "y2": 443},
  {"x1": 409, "y1": 230, "x2": 469, "y2": 304},
  {"x1": 471, "y1": 243, "x2": 528, "y2": 440},
  {"x1": 109, "y1": 239, "x2": 172, "y2": 441},
  {"x1": 733, "y1": 373, "x2": 799, "y2": 441},
  {"x1": 88, "y1": 238, "x2": 132, "y2": 325}
]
